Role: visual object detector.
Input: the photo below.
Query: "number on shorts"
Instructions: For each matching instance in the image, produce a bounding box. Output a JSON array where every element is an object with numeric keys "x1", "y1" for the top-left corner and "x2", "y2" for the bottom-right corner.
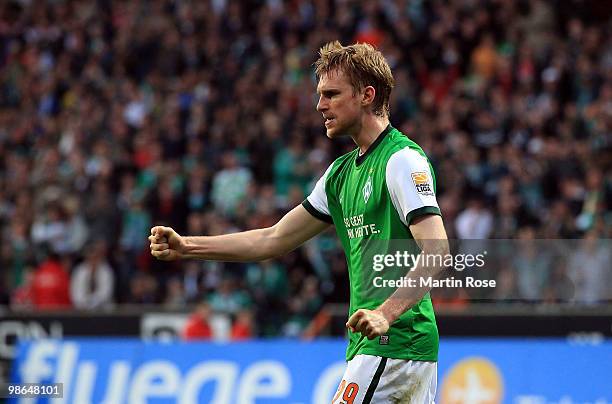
[
  {"x1": 332, "y1": 380, "x2": 359, "y2": 404},
  {"x1": 342, "y1": 382, "x2": 359, "y2": 403}
]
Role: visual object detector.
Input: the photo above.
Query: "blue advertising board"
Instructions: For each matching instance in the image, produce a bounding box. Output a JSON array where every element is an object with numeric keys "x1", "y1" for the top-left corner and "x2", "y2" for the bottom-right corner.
[
  {"x1": 10, "y1": 338, "x2": 612, "y2": 403},
  {"x1": 437, "y1": 339, "x2": 612, "y2": 403}
]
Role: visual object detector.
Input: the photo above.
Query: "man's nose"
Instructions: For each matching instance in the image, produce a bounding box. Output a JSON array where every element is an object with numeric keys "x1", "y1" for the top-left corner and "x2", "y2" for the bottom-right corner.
[{"x1": 316, "y1": 95, "x2": 327, "y2": 112}]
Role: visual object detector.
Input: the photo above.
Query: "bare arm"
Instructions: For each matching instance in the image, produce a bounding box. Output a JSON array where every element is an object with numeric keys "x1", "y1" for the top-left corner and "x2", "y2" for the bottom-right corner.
[
  {"x1": 347, "y1": 214, "x2": 449, "y2": 338},
  {"x1": 149, "y1": 205, "x2": 331, "y2": 262},
  {"x1": 376, "y1": 214, "x2": 449, "y2": 321}
]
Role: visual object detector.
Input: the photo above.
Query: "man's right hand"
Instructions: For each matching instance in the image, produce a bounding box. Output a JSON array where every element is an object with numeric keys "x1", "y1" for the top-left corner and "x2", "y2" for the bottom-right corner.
[
  {"x1": 147, "y1": 205, "x2": 329, "y2": 262},
  {"x1": 149, "y1": 226, "x2": 185, "y2": 261}
]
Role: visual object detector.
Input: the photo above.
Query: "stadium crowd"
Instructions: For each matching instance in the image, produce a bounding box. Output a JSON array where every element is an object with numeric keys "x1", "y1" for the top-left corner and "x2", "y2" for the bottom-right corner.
[{"x1": 0, "y1": 0, "x2": 610, "y2": 336}]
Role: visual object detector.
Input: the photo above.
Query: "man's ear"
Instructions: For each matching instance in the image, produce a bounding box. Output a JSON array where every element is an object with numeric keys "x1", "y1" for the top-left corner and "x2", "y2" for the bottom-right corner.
[{"x1": 362, "y1": 86, "x2": 376, "y2": 108}]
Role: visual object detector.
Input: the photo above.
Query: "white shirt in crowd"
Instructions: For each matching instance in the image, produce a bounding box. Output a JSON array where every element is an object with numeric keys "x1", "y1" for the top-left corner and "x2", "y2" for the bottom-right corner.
[{"x1": 70, "y1": 261, "x2": 114, "y2": 310}]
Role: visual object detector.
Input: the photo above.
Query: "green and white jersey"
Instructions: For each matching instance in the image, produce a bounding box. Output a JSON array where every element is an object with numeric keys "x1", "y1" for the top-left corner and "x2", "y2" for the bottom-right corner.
[{"x1": 302, "y1": 125, "x2": 441, "y2": 362}]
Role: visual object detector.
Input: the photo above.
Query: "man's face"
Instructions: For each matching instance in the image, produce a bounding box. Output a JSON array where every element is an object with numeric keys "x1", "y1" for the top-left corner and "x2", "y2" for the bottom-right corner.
[{"x1": 316, "y1": 70, "x2": 362, "y2": 138}]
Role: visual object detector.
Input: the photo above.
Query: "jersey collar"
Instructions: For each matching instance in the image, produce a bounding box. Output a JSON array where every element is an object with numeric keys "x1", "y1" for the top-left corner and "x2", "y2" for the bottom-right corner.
[{"x1": 355, "y1": 124, "x2": 392, "y2": 166}]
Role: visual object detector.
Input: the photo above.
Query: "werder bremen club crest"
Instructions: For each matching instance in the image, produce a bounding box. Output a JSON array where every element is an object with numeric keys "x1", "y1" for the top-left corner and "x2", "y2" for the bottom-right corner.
[{"x1": 363, "y1": 175, "x2": 372, "y2": 203}]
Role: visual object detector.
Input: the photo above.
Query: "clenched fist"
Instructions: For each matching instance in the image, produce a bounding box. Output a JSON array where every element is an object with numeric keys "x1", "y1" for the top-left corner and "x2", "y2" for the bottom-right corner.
[
  {"x1": 149, "y1": 226, "x2": 185, "y2": 261},
  {"x1": 346, "y1": 309, "x2": 390, "y2": 340}
]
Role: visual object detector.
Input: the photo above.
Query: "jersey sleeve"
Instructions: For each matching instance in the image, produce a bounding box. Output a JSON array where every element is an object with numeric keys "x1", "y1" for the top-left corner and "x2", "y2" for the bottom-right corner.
[
  {"x1": 386, "y1": 148, "x2": 441, "y2": 226},
  {"x1": 302, "y1": 163, "x2": 334, "y2": 224}
]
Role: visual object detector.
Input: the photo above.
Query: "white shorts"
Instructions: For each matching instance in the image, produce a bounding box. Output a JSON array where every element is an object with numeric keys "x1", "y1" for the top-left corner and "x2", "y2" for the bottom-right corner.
[{"x1": 331, "y1": 354, "x2": 437, "y2": 404}]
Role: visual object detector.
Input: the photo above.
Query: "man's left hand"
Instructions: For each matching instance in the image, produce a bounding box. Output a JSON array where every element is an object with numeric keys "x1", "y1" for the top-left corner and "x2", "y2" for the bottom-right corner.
[{"x1": 346, "y1": 309, "x2": 390, "y2": 340}]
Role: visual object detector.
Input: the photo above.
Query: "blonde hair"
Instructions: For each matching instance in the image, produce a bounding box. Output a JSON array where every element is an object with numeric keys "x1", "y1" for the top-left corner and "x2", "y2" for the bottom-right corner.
[{"x1": 315, "y1": 41, "x2": 394, "y2": 117}]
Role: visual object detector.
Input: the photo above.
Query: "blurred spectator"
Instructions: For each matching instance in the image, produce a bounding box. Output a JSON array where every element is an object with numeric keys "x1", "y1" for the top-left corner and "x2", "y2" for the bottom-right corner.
[
  {"x1": 273, "y1": 138, "x2": 310, "y2": 204},
  {"x1": 127, "y1": 273, "x2": 158, "y2": 305},
  {"x1": 284, "y1": 276, "x2": 323, "y2": 337},
  {"x1": 147, "y1": 174, "x2": 188, "y2": 233},
  {"x1": 164, "y1": 277, "x2": 187, "y2": 309},
  {"x1": 513, "y1": 227, "x2": 551, "y2": 301},
  {"x1": 567, "y1": 231, "x2": 611, "y2": 304},
  {"x1": 118, "y1": 197, "x2": 151, "y2": 287},
  {"x1": 455, "y1": 198, "x2": 494, "y2": 239},
  {"x1": 62, "y1": 197, "x2": 89, "y2": 255},
  {"x1": 211, "y1": 152, "x2": 253, "y2": 217},
  {"x1": 10, "y1": 268, "x2": 35, "y2": 310},
  {"x1": 492, "y1": 263, "x2": 518, "y2": 302},
  {"x1": 2, "y1": 218, "x2": 32, "y2": 290},
  {"x1": 30, "y1": 204, "x2": 69, "y2": 254},
  {"x1": 85, "y1": 179, "x2": 120, "y2": 245},
  {"x1": 183, "y1": 303, "x2": 213, "y2": 341},
  {"x1": 182, "y1": 260, "x2": 208, "y2": 303},
  {"x1": 31, "y1": 252, "x2": 71, "y2": 310},
  {"x1": 543, "y1": 259, "x2": 575, "y2": 304},
  {"x1": 208, "y1": 278, "x2": 252, "y2": 315},
  {"x1": 70, "y1": 241, "x2": 114, "y2": 310},
  {"x1": 471, "y1": 34, "x2": 499, "y2": 81},
  {"x1": 231, "y1": 310, "x2": 255, "y2": 341},
  {"x1": 246, "y1": 260, "x2": 288, "y2": 304}
]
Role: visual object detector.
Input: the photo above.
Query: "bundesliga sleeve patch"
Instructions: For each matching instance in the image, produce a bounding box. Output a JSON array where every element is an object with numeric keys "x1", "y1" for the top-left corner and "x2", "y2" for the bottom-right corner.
[{"x1": 411, "y1": 172, "x2": 434, "y2": 196}]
